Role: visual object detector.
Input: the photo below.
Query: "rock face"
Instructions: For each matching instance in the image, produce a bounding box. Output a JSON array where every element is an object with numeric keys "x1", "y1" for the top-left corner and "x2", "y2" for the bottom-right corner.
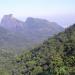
[
  {"x1": 0, "y1": 14, "x2": 64, "y2": 54},
  {"x1": 1, "y1": 14, "x2": 24, "y2": 31}
]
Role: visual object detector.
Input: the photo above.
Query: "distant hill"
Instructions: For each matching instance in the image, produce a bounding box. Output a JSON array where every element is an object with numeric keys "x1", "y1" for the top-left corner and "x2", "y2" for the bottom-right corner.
[
  {"x1": 13, "y1": 24, "x2": 75, "y2": 75},
  {"x1": 24, "y1": 17, "x2": 64, "y2": 41},
  {"x1": 0, "y1": 14, "x2": 64, "y2": 54}
]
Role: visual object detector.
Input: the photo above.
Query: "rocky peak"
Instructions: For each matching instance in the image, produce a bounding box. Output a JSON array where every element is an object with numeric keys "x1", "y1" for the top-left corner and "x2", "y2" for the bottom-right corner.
[{"x1": 0, "y1": 14, "x2": 24, "y2": 31}]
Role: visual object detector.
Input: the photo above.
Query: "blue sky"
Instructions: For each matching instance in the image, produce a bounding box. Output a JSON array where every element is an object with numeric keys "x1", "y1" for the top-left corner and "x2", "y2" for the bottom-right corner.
[{"x1": 0, "y1": 0, "x2": 75, "y2": 27}]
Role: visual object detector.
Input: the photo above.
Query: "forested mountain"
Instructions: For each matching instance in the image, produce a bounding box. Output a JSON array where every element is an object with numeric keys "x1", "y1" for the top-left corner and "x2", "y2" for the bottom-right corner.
[
  {"x1": 11, "y1": 24, "x2": 75, "y2": 75},
  {"x1": 0, "y1": 26, "x2": 29, "y2": 54},
  {"x1": 24, "y1": 17, "x2": 64, "y2": 42},
  {"x1": 0, "y1": 14, "x2": 64, "y2": 54}
]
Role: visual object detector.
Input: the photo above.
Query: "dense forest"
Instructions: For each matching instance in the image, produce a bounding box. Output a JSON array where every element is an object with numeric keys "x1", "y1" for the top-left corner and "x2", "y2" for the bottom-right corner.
[
  {"x1": 0, "y1": 24, "x2": 75, "y2": 75},
  {"x1": 11, "y1": 24, "x2": 75, "y2": 75}
]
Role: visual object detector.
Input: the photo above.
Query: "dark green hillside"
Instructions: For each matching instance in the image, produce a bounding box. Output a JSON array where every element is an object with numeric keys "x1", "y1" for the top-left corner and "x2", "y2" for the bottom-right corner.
[
  {"x1": 12, "y1": 24, "x2": 75, "y2": 75},
  {"x1": 0, "y1": 49, "x2": 15, "y2": 75}
]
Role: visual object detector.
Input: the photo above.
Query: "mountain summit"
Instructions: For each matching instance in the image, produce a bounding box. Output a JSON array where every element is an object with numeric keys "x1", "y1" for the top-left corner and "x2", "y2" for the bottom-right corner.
[{"x1": 1, "y1": 14, "x2": 24, "y2": 31}]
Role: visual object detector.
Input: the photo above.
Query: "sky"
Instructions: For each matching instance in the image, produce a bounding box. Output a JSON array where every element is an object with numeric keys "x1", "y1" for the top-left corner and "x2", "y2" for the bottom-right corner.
[{"x1": 0, "y1": 0, "x2": 75, "y2": 27}]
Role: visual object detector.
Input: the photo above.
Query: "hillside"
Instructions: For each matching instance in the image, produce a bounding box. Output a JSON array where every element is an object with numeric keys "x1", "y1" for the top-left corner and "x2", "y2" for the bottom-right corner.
[
  {"x1": 12, "y1": 24, "x2": 75, "y2": 75},
  {"x1": 0, "y1": 14, "x2": 64, "y2": 54},
  {"x1": 0, "y1": 26, "x2": 29, "y2": 54}
]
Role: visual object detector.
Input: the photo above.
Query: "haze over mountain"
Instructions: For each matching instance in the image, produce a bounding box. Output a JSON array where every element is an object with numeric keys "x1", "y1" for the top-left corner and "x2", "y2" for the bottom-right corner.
[
  {"x1": 0, "y1": 0, "x2": 75, "y2": 27},
  {"x1": 0, "y1": 14, "x2": 64, "y2": 54}
]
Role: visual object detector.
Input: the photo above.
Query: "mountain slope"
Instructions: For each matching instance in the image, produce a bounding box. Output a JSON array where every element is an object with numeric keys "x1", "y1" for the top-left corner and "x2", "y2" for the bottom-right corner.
[
  {"x1": 12, "y1": 24, "x2": 75, "y2": 75},
  {"x1": 24, "y1": 17, "x2": 64, "y2": 41},
  {"x1": 0, "y1": 14, "x2": 64, "y2": 54}
]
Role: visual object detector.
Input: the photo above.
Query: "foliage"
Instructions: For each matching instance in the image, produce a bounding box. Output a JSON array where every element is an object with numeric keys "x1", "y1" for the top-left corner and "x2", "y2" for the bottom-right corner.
[
  {"x1": 1, "y1": 24, "x2": 75, "y2": 75},
  {"x1": 11, "y1": 24, "x2": 75, "y2": 75}
]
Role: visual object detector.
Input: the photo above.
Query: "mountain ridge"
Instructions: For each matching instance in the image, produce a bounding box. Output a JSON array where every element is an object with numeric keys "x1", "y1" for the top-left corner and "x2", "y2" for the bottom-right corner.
[{"x1": 0, "y1": 14, "x2": 64, "y2": 54}]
